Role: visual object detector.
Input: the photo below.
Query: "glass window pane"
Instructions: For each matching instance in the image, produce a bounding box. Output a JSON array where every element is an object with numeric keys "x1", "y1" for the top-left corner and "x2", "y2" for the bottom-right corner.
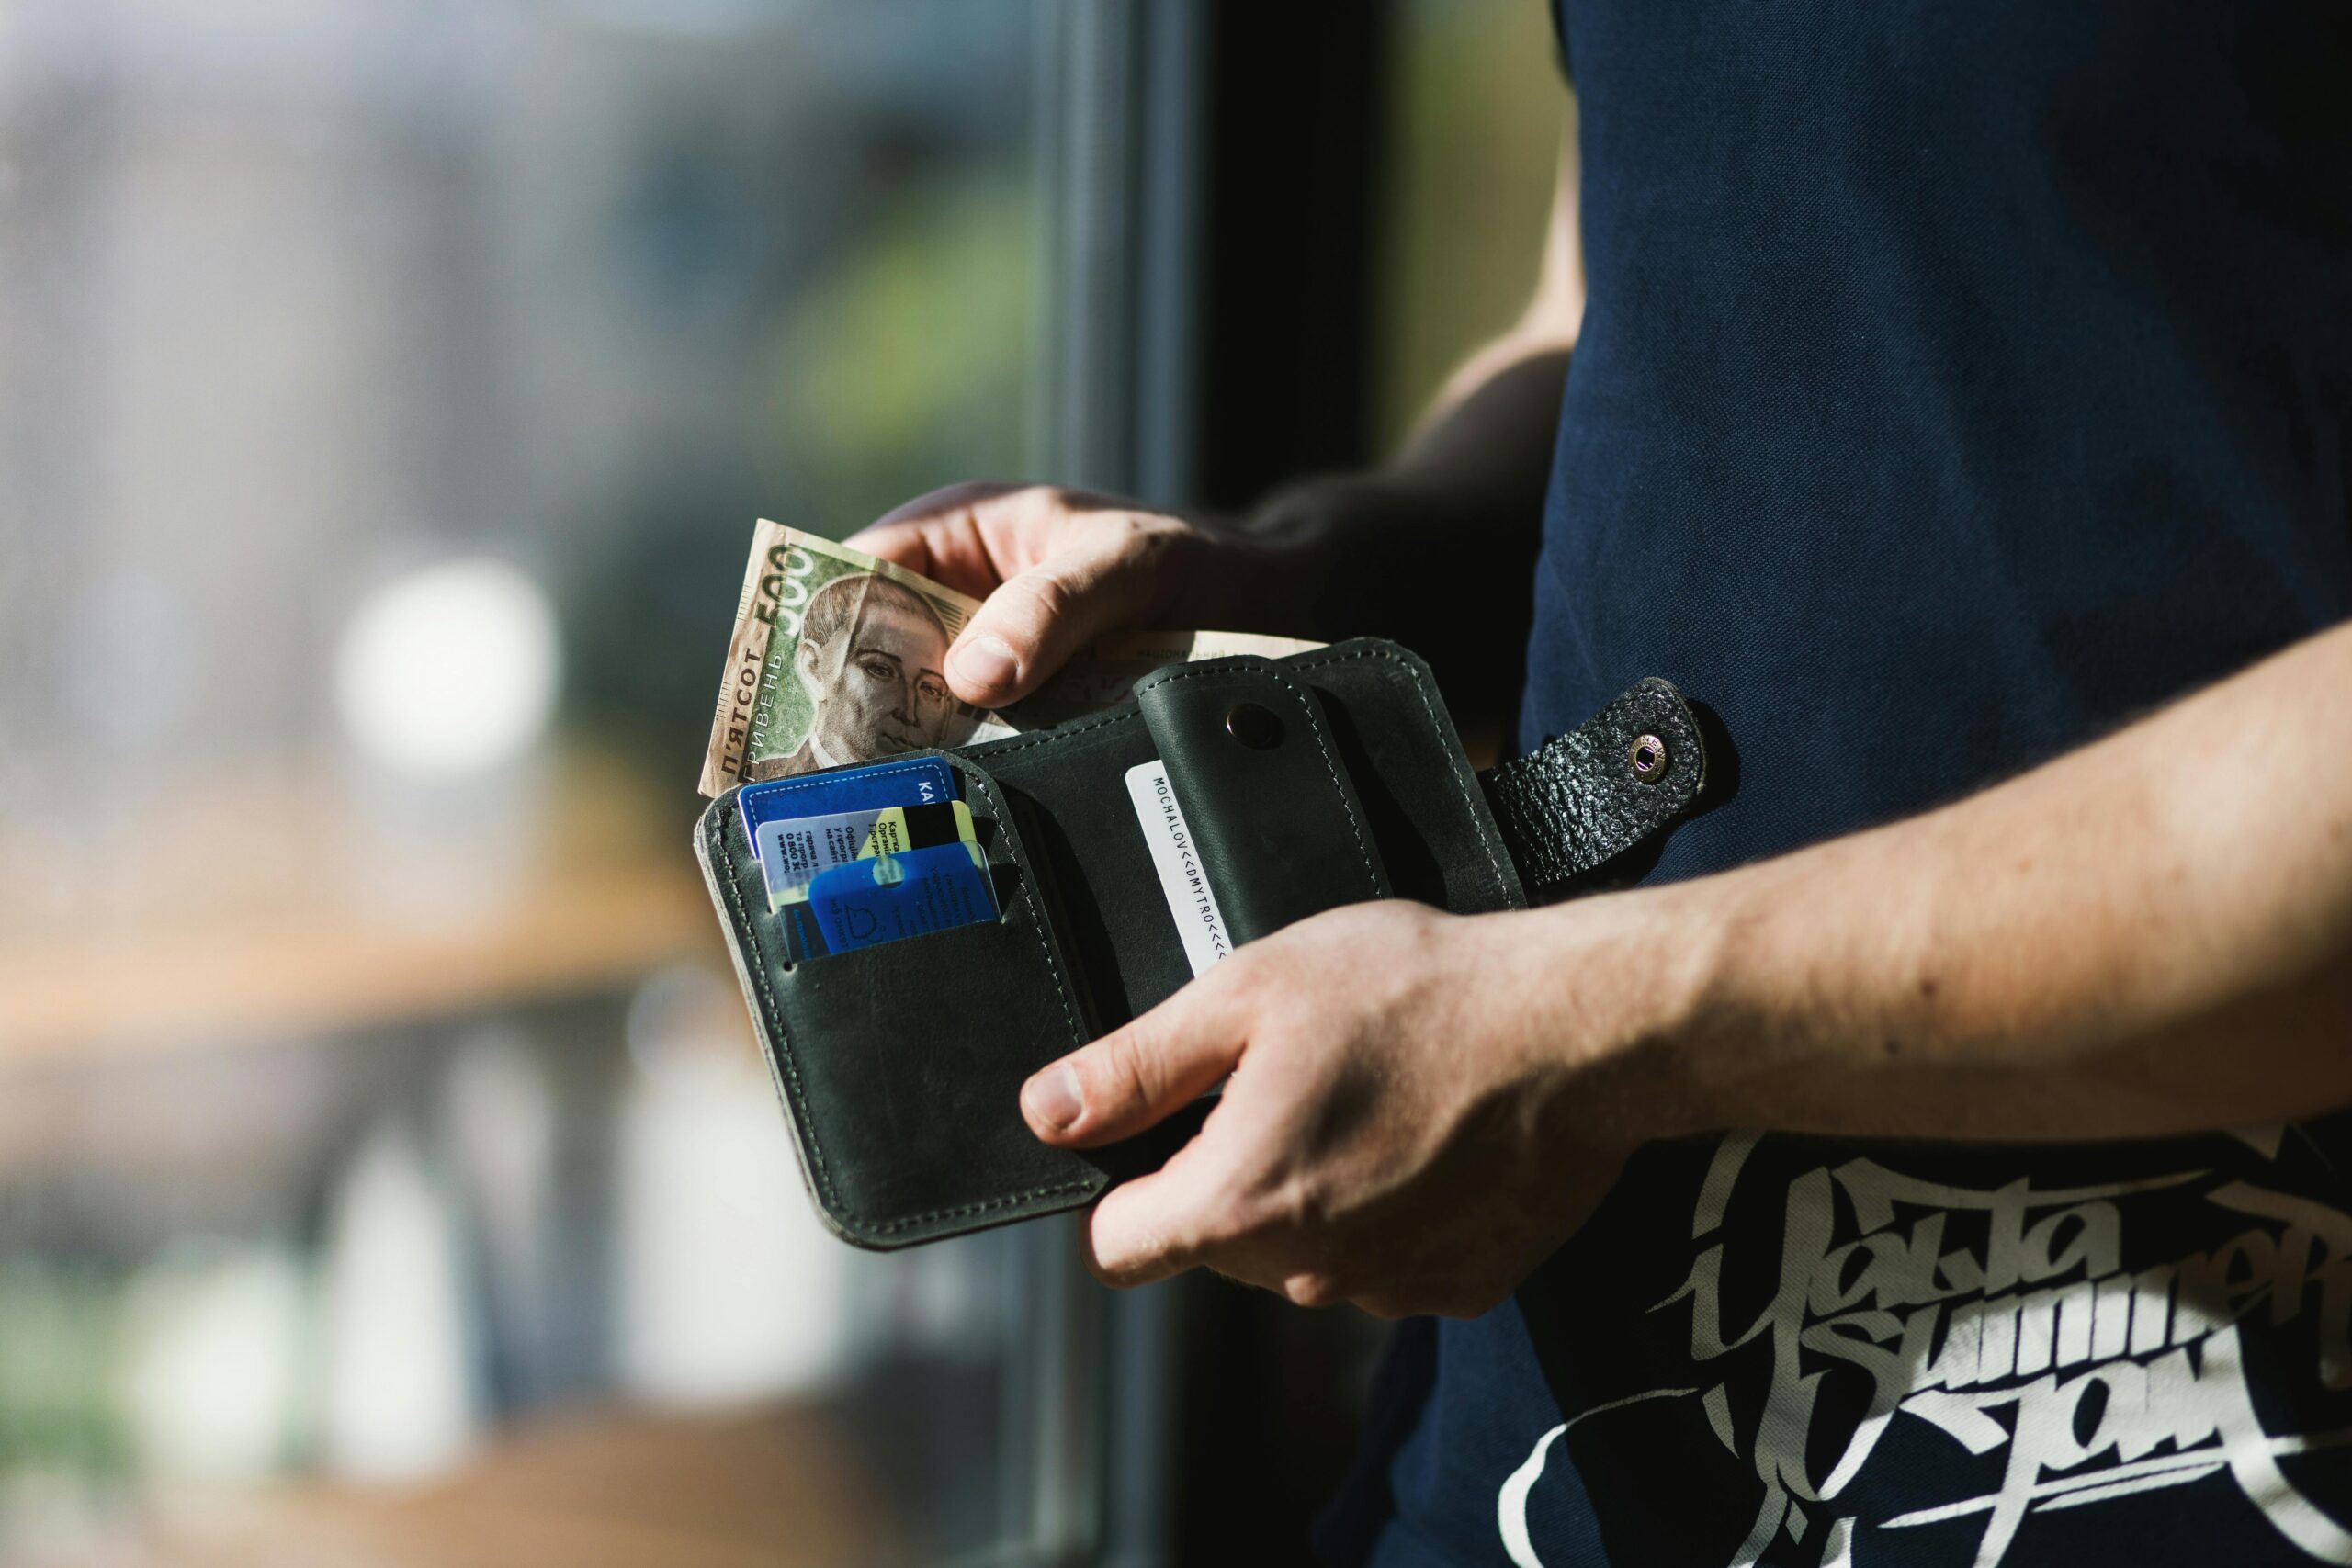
[
  {"x1": 0, "y1": 1, "x2": 1039, "y2": 1560},
  {"x1": 1374, "y1": 0, "x2": 1565, "y2": 448}
]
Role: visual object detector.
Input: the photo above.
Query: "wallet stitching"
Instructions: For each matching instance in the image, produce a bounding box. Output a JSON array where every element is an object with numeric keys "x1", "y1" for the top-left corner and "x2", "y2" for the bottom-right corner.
[
  {"x1": 723, "y1": 779, "x2": 1100, "y2": 1239},
  {"x1": 1269, "y1": 666, "x2": 1384, "y2": 899},
  {"x1": 715, "y1": 817, "x2": 840, "y2": 1209},
  {"x1": 975, "y1": 646, "x2": 1512, "y2": 912},
  {"x1": 869, "y1": 1182, "x2": 1100, "y2": 1234},
  {"x1": 955, "y1": 763, "x2": 1088, "y2": 1057},
  {"x1": 731, "y1": 757, "x2": 956, "y2": 824},
  {"x1": 973, "y1": 706, "x2": 1140, "y2": 757},
  {"x1": 1279, "y1": 644, "x2": 1518, "y2": 906},
  {"x1": 714, "y1": 643, "x2": 1594, "y2": 1241},
  {"x1": 862, "y1": 764, "x2": 1095, "y2": 1237},
  {"x1": 1138, "y1": 664, "x2": 1383, "y2": 900}
]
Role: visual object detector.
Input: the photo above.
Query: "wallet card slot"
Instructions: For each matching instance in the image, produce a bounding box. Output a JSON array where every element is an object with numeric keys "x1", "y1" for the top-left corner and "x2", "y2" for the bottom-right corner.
[
  {"x1": 750, "y1": 900, "x2": 1099, "y2": 1243},
  {"x1": 1133, "y1": 657, "x2": 1390, "y2": 947},
  {"x1": 697, "y1": 750, "x2": 1110, "y2": 1247},
  {"x1": 961, "y1": 707, "x2": 1193, "y2": 1030},
  {"x1": 695, "y1": 638, "x2": 1544, "y2": 1252}
]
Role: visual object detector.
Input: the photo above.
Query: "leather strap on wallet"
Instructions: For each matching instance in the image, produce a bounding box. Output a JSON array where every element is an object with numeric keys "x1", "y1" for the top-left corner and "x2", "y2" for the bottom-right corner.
[
  {"x1": 696, "y1": 637, "x2": 1713, "y2": 1249},
  {"x1": 1477, "y1": 676, "x2": 1707, "y2": 901}
]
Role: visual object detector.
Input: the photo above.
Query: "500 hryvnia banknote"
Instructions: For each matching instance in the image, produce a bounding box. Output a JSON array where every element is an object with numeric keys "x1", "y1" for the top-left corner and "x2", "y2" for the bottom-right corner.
[{"x1": 698, "y1": 520, "x2": 1318, "y2": 796}]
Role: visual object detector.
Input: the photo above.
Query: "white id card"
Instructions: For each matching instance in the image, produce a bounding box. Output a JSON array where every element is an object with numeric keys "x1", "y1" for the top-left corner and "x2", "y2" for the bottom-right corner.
[{"x1": 1124, "y1": 758, "x2": 1233, "y2": 976}]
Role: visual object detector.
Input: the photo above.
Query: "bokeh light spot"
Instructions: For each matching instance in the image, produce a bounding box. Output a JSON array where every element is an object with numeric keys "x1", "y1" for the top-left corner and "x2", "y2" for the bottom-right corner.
[{"x1": 334, "y1": 558, "x2": 560, "y2": 779}]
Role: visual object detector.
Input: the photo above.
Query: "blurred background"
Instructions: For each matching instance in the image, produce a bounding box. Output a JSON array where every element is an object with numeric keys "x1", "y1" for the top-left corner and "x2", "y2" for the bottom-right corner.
[{"x1": 0, "y1": 1, "x2": 1560, "y2": 1562}]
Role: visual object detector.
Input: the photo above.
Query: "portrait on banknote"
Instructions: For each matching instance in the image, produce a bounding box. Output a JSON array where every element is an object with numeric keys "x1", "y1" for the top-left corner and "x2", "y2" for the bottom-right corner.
[
  {"x1": 739, "y1": 555, "x2": 991, "y2": 782},
  {"x1": 699, "y1": 519, "x2": 1321, "y2": 795},
  {"x1": 755, "y1": 570, "x2": 963, "y2": 775}
]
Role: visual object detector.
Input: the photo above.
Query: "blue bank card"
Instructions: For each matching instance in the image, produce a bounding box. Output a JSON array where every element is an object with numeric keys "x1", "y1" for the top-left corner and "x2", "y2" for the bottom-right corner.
[
  {"x1": 786, "y1": 840, "x2": 998, "y2": 959},
  {"x1": 736, "y1": 756, "x2": 958, "y2": 853}
]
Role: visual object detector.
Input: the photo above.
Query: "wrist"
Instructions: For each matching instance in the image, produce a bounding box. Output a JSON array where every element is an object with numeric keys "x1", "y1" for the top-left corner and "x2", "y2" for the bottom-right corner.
[
  {"x1": 1223, "y1": 475, "x2": 1441, "y2": 637},
  {"x1": 1487, "y1": 888, "x2": 1727, "y2": 1152},
  {"x1": 1243, "y1": 471, "x2": 1437, "y2": 546},
  {"x1": 1602, "y1": 848, "x2": 1916, "y2": 1145}
]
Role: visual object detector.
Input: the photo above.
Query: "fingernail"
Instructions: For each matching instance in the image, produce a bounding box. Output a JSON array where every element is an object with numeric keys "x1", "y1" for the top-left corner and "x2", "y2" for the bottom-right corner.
[
  {"x1": 952, "y1": 633, "x2": 1020, "y2": 694},
  {"x1": 1023, "y1": 1065, "x2": 1083, "y2": 1133}
]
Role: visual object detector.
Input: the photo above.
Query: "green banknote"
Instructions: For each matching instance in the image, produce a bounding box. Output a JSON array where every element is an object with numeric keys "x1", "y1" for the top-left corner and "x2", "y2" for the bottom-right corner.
[{"x1": 700, "y1": 519, "x2": 1320, "y2": 795}]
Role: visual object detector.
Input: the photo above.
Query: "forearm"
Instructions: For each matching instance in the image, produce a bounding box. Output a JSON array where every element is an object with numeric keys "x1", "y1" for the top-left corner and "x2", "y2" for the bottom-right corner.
[
  {"x1": 1605, "y1": 621, "x2": 2352, "y2": 1143},
  {"x1": 1270, "y1": 335, "x2": 1574, "y2": 543},
  {"x1": 1245, "y1": 345, "x2": 1566, "y2": 680},
  {"x1": 1229, "y1": 125, "x2": 1585, "y2": 707}
]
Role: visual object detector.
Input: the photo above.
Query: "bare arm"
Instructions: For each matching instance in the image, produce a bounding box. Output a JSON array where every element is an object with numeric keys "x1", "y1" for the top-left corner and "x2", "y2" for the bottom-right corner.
[
  {"x1": 1348, "y1": 116, "x2": 1585, "y2": 512},
  {"x1": 1641, "y1": 617, "x2": 2352, "y2": 1143},
  {"x1": 1260, "y1": 121, "x2": 1587, "y2": 707},
  {"x1": 847, "y1": 120, "x2": 1584, "y2": 712},
  {"x1": 1015, "y1": 621, "x2": 2352, "y2": 1314}
]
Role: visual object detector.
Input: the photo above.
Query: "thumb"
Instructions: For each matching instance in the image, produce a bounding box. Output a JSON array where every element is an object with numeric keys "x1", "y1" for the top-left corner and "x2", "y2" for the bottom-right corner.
[
  {"x1": 1020, "y1": 982, "x2": 1246, "y2": 1148},
  {"x1": 947, "y1": 521, "x2": 1186, "y2": 707}
]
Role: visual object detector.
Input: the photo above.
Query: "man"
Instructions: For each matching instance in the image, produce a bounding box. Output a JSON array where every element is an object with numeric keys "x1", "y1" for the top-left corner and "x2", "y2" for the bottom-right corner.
[
  {"x1": 851, "y1": 4, "x2": 2352, "y2": 1562},
  {"x1": 765, "y1": 570, "x2": 958, "y2": 777}
]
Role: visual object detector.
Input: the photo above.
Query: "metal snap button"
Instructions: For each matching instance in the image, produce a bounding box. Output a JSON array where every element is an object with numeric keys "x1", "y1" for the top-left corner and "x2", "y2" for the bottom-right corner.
[
  {"x1": 1627, "y1": 733, "x2": 1668, "y2": 783},
  {"x1": 1224, "y1": 701, "x2": 1284, "y2": 750}
]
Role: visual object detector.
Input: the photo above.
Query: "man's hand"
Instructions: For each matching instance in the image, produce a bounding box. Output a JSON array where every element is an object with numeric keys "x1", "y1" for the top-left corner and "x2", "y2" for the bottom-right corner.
[
  {"x1": 1016, "y1": 899, "x2": 1675, "y2": 1319},
  {"x1": 844, "y1": 482, "x2": 1313, "y2": 710},
  {"x1": 1012, "y1": 622, "x2": 2352, "y2": 1316}
]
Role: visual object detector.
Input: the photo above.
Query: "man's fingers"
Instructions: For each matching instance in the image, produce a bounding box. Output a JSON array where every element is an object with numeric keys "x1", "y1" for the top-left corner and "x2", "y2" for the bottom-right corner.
[
  {"x1": 1080, "y1": 1148, "x2": 1232, "y2": 1288},
  {"x1": 837, "y1": 518, "x2": 939, "y2": 579},
  {"x1": 862, "y1": 479, "x2": 1026, "y2": 533},
  {"x1": 844, "y1": 482, "x2": 1030, "y2": 593},
  {"x1": 1020, "y1": 983, "x2": 1246, "y2": 1148},
  {"x1": 1083, "y1": 1146, "x2": 1343, "y2": 1297},
  {"x1": 947, "y1": 524, "x2": 1174, "y2": 706},
  {"x1": 847, "y1": 483, "x2": 1196, "y2": 705}
]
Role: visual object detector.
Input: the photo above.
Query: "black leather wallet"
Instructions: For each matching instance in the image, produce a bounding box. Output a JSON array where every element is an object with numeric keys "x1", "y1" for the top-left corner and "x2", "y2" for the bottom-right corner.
[{"x1": 695, "y1": 637, "x2": 1705, "y2": 1248}]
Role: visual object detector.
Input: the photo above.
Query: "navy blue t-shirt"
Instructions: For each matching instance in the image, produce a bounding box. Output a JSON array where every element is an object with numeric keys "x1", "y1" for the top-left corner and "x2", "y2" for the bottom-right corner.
[{"x1": 1323, "y1": 4, "x2": 2352, "y2": 1566}]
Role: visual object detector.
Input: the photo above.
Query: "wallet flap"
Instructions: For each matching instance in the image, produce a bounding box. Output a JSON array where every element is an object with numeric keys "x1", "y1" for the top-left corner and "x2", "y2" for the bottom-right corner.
[
  {"x1": 961, "y1": 637, "x2": 1524, "y2": 1032},
  {"x1": 1134, "y1": 657, "x2": 1391, "y2": 944},
  {"x1": 1477, "y1": 676, "x2": 1707, "y2": 898},
  {"x1": 695, "y1": 637, "x2": 1702, "y2": 1252}
]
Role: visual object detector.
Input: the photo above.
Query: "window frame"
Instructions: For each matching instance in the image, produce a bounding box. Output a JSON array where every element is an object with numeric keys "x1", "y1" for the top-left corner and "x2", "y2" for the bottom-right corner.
[{"x1": 1011, "y1": 4, "x2": 1390, "y2": 1564}]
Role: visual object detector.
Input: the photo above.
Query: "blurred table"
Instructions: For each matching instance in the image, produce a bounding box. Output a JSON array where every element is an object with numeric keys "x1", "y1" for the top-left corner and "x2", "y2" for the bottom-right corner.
[
  {"x1": 69, "y1": 1404, "x2": 905, "y2": 1568},
  {"x1": 0, "y1": 749, "x2": 718, "y2": 1063}
]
